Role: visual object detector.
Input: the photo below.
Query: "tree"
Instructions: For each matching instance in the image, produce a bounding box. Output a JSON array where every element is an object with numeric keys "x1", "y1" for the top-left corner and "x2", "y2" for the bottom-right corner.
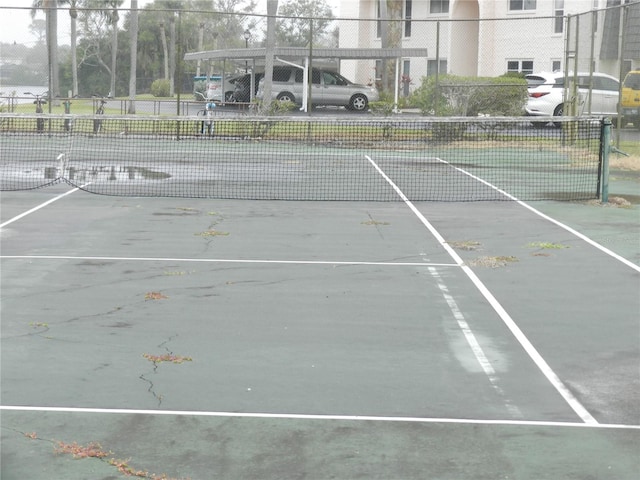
[
  {"x1": 275, "y1": 0, "x2": 334, "y2": 47},
  {"x1": 103, "y1": 0, "x2": 124, "y2": 97},
  {"x1": 61, "y1": 0, "x2": 80, "y2": 97},
  {"x1": 77, "y1": 1, "x2": 114, "y2": 95},
  {"x1": 128, "y1": 0, "x2": 138, "y2": 113},
  {"x1": 28, "y1": 19, "x2": 47, "y2": 44},
  {"x1": 378, "y1": 0, "x2": 403, "y2": 93},
  {"x1": 31, "y1": 0, "x2": 60, "y2": 101}
]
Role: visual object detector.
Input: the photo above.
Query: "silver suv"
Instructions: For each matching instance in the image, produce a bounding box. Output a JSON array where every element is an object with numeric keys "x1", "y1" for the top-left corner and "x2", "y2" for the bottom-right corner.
[{"x1": 257, "y1": 66, "x2": 379, "y2": 111}]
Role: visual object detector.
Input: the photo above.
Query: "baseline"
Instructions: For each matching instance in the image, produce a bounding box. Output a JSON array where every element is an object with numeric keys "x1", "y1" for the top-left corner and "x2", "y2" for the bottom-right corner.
[{"x1": 2, "y1": 405, "x2": 638, "y2": 430}]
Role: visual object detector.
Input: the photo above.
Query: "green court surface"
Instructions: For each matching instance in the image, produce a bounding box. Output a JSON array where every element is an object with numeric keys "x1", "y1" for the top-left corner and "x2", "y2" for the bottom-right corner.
[{"x1": 1, "y1": 180, "x2": 638, "y2": 479}]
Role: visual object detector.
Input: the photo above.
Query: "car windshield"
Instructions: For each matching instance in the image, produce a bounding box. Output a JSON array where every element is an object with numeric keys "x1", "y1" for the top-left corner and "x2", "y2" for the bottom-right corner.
[{"x1": 624, "y1": 73, "x2": 640, "y2": 90}]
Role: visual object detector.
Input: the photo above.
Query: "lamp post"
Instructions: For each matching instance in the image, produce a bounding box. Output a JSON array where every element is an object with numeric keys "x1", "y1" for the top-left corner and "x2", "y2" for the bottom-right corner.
[{"x1": 243, "y1": 29, "x2": 251, "y2": 73}]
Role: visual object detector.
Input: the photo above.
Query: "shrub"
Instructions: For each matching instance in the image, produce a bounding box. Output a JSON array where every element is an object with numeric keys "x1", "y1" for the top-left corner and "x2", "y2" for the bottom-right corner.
[
  {"x1": 193, "y1": 79, "x2": 206, "y2": 101},
  {"x1": 150, "y1": 79, "x2": 171, "y2": 98},
  {"x1": 409, "y1": 74, "x2": 528, "y2": 117}
]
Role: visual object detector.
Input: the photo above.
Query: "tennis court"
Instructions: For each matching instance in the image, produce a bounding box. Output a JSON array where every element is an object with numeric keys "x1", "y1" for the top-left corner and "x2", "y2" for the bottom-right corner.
[{"x1": 1, "y1": 115, "x2": 638, "y2": 479}]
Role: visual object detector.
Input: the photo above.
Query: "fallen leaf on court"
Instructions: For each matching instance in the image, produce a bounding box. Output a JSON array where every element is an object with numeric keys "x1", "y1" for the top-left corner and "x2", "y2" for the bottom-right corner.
[
  {"x1": 55, "y1": 441, "x2": 110, "y2": 459},
  {"x1": 145, "y1": 292, "x2": 168, "y2": 300},
  {"x1": 143, "y1": 353, "x2": 192, "y2": 364}
]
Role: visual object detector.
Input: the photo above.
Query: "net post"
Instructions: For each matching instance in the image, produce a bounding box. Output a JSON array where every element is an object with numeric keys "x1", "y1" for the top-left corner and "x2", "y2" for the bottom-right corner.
[{"x1": 600, "y1": 117, "x2": 611, "y2": 203}]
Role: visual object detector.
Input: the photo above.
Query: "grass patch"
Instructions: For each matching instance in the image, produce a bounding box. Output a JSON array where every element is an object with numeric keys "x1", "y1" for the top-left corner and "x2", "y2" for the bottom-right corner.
[
  {"x1": 448, "y1": 240, "x2": 481, "y2": 251},
  {"x1": 611, "y1": 140, "x2": 640, "y2": 171},
  {"x1": 195, "y1": 229, "x2": 229, "y2": 237},
  {"x1": 470, "y1": 256, "x2": 518, "y2": 268},
  {"x1": 526, "y1": 242, "x2": 569, "y2": 249}
]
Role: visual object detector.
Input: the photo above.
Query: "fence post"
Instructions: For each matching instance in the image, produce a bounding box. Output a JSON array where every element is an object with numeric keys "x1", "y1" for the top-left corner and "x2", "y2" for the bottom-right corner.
[
  {"x1": 435, "y1": 20, "x2": 440, "y2": 115},
  {"x1": 600, "y1": 118, "x2": 611, "y2": 203}
]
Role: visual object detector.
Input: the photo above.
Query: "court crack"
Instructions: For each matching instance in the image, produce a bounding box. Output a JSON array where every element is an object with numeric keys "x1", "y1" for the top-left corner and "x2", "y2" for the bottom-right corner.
[{"x1": 139, "y1": 334, "x2": 191, "y2": 407}]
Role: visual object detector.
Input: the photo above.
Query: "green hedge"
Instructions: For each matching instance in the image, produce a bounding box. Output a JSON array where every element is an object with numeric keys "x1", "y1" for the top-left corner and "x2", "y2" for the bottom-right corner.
[{"x1": 410, "y1": 74, "x2": 528, "y2": 117}]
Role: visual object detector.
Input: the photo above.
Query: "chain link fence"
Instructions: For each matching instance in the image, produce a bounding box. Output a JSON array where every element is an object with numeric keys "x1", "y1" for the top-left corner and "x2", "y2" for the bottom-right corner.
[{"x1": 0, "y1": 2, "x2": 637, "y2": 118}]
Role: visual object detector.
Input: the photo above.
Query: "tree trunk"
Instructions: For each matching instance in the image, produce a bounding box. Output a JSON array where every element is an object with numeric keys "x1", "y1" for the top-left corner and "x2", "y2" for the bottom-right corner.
[
  {"x1": 169, "y1": 15, "x2": 176, "y2": 97},
  {"x1": 109, "y1": 8, "x2": 119, "y2": 97},
  {"x1": 263, "y1": 0, "x2": 278, "y2": 105},
  {"x1": 379, "y1": 0, "x2": 389, "y2": 92},
  {"x1": 70, "y1": 3, "x2": 78, "y2": 97},
  {"x1": 160, "y1": 22, "x2": 169, "y2": 81},
  {"x1": 196, "y1": 22, "x2": 204, "y2": 77},
  {"x1": 44, "y1": 0, "x2": 60, "y2": 104},
  {"x1": 128, "y1": 0, "x2": 138, "y2": 113}
]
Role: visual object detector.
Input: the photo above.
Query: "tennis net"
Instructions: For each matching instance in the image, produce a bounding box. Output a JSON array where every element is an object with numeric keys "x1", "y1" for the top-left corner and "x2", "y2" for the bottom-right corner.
[{"x1": 0, "y1": 114, "x2": 604, "y2": 202}]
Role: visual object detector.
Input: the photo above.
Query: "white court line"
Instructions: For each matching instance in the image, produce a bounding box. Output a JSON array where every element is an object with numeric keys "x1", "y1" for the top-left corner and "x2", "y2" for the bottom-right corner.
[
  {"x1": 428, "y1": 266, "x2": 523, "y2": 420},
  {"x1": 0, "y1": 255, "x2": 459, "y2": 268},
  {"x1": 1, "y1": 405, "x2": 637, "y2": 430},
  {"x1": 0, "y1": 184, "x2": 89, "y2": 229},
  {"x1": 365, "y1": 155, "x2": 599, "y2": 425},
  {"x1": 434, "y1": 157, "x2": 640, "y2": 273}
]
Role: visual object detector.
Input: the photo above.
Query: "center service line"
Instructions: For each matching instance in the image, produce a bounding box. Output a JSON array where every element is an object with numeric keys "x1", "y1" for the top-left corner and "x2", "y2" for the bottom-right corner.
[{"x1": 365, "y1": 155, "x2": 598, "y2": 425}]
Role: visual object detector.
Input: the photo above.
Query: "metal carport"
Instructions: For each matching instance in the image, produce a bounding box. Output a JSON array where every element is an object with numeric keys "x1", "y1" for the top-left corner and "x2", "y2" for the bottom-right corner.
[{"x1": 184, "y1": 47, "x2": 429, "y2": 111}]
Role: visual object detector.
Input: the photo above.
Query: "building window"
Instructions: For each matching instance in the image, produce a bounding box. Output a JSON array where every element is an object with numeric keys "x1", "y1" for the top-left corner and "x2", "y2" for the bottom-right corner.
[
  {"x1": 427, "y1": 59, "x2": 448, "y2": 76},
  {"x1": 405, "y1": 0, "x2": 412, "y2": 37},
  {"x1": 430, "y1": 0, "x2": 449, "y2": 14},
  {"x1": 509, "y1": 0, "x2": 537, "y2": 11},
  {"x1": 552, "y1": 60, "x2": 561, "y2": 71},
  {"x1": 554, "y1": 0, "x2": 564, "y2": 33},
  {"x1": 507, "y1": 60, "x2": 534, "y2": 74}
]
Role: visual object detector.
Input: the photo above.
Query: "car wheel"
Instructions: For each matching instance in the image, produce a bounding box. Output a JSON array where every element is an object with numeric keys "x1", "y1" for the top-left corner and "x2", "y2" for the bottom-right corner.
[
  {"x1": 553, "y1": 104, "x2": 564, "y2": 127},
  {"x1": 277, "y1": 92, "x2": 295, "y2": 103},
  {"x1": 349, "y1": 94, "x2": 368, "y2": 111}
]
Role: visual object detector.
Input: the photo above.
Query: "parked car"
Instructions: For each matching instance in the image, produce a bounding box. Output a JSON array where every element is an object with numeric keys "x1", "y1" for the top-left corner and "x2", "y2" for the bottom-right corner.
[
  {"x1": 194, "y1": 75, "x2": 237, "y2": 102},
  {"x1": 229, "y1": 72, "x2": 264, "y2": 103},
  {"x1": 256, "y1": 66, "x2": 379, "y2": 111},
  {"x1": 620, "y1": 70, "x2": 640, "y2": 129},
  {"x1": 525, "y1": 71, "x2": 619, "y2": 126}
]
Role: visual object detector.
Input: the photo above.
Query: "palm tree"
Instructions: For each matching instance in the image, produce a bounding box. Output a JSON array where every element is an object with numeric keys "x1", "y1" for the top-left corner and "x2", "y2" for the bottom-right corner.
[
  {"x1": 57, "y1": 0, "x2": 79, "y2": 97},
  {"x1": 68, "y1": 0, "x2": 79, "y2": 97},
  {"x1": 128, "y1": 0, "x2": 138, "y2": 113},
  {"x1": 102, "y1": 0, "x2": 124, "y2": 97},
  {"x1": 31, "y1": 0, "x2": 60, "y2": 102}
]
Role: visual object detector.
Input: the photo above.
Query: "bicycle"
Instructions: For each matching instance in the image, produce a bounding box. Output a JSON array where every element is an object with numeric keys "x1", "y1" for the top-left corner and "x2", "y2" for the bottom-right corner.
[
  {"x1": 93, "y1": 96, "x2": 107, "y2": 134},
  {"x1": 24, "y1": 91, "x2": 47, "y2": 132},
  {"x1": 194, "y1": 91, "x2": 216, "y2": 136}
]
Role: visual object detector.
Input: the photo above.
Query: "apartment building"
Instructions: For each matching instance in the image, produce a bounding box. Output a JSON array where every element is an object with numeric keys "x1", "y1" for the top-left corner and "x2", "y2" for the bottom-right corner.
[{"x1": 338, "y1": 0, "x2": 639, "y2": 92}]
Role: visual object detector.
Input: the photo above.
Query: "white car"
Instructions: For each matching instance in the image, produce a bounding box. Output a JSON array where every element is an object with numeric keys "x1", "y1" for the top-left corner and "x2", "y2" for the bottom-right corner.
[{"x1": 525, "y1": 71, "x2": 619, "y2": 126}]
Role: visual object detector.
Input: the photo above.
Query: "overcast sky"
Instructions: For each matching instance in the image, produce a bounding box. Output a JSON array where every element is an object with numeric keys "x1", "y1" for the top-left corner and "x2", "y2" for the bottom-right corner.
[{"x1": 0, "y1": 0, "x2": 341, "y2": 46}]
